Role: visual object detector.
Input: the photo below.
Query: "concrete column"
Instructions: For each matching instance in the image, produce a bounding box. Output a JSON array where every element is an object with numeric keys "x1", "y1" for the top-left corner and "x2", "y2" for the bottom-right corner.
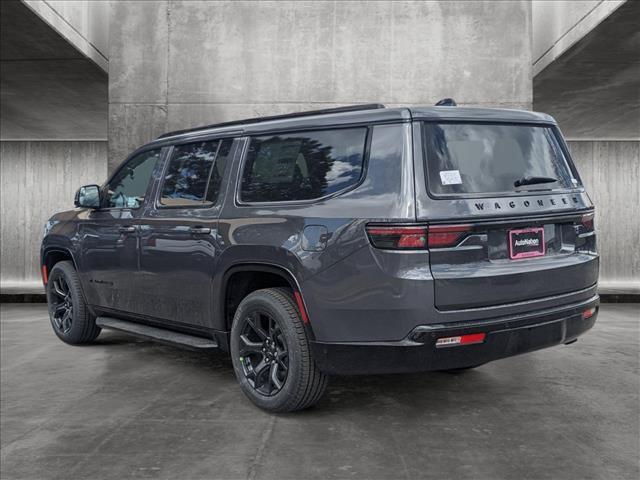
[
  {"x1": 568, "y1": 140, "x2": 640, "y2": 294},
  {"x1": 108, "y1": 0, "x2": 533, "y2": 171},
  {"x1": 0, "y1": 141, "x2": 107, "y2": 294}
]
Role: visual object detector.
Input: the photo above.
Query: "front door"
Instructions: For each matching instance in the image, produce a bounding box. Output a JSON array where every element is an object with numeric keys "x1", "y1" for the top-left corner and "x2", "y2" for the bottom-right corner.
[
  {"x1": 137, "y1": 138, "x2": 235, "y2": 328},
  {"x1": 78, "y1": 148, "x2": 163, "y2": 314}
]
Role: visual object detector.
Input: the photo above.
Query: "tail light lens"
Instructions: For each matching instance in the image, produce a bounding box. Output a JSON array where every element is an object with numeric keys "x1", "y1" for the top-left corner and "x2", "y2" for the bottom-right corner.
[
  {"x1": 581, "y1": 212, "x2": 595, "y2": 232},
  {"x1": 427, "y1": 224, "x2": 472, "y2": 248},
  {"x1": 366, "y1": 225, "x2": 428, "y2": 250}
]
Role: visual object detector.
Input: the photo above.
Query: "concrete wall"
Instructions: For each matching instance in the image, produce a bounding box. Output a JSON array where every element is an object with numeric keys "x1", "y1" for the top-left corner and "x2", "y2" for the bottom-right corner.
[
  {"x1": 22, "y1": 0, "x2": 109, "y2": 72},
  {"x1": 568, "y1": 141, "x2": 640, "y2": 294},
  {"x1": 532, "y1": 0, "x2": 626, "y2": 76},
  {"x1": 0, "y1": 141, "x2": 107, "y2": 293},
  {"x1": 108, "y1": 0, "x2": 533, "y2": 171}
]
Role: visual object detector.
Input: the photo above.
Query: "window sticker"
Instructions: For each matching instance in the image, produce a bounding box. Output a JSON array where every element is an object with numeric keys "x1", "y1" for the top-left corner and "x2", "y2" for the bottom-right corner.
[{"x1": 439, "y1": 170, "x2": 462, "y2": 185}]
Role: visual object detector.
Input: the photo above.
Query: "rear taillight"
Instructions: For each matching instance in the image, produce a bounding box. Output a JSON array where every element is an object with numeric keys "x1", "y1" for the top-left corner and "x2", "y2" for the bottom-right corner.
[
  {"x1": 427, "y1": 224, "x2": 472, "y2": 248},
  {"x1": 581, "y1": 212, "x2": 595, "y2": 232},
  {"x1": 366, "y1": 225, "x2": 428, "y2": 250}
]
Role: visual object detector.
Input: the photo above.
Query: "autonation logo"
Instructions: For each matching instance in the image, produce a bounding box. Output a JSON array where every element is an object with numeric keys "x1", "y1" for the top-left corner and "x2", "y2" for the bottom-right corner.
[{"x1": 515, "y1": 238, "x2": 539, "y2": 247}]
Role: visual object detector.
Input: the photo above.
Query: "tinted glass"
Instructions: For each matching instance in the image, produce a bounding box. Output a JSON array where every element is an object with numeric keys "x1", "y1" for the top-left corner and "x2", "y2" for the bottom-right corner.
[
  {"x1": 423, "y1": 123, "x2": 577, "y2": 196},
  {"x1": 107, "y1": 149, "x2": 160, "y2": 208},
  {"x1": 160, "y1": 141, "x2": 219, "y2": 206},
  {"x1": 240, "y1": 128, "x2": 367, "y2": 202}
]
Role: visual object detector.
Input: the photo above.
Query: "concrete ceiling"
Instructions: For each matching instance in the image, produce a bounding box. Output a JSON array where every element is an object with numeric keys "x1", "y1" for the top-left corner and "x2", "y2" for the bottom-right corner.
[
  {"x1": 0, "y1": 0, "x2": 107, "y2": 139},
  {"x1": 534, "y1": 0, "x2": 640, "y2": 139}
]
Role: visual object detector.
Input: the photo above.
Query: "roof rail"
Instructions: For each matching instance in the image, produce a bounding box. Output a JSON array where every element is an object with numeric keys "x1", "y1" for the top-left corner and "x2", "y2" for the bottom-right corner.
[{"x1": 157, "y1": 103, "x2": 386, "y2": 139}]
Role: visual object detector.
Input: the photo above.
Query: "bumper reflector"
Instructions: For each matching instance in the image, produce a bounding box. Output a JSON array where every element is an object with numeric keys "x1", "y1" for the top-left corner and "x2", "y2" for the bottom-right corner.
[
  {"x1": 41, "y1": 265, "x2": 48, "y2": 285},
  {"x1": 436, "y1": 333, "x2": 486, "y2": 347},
  {"x1": 582, "y1": 307, "x2": 596, "y2": 320}
]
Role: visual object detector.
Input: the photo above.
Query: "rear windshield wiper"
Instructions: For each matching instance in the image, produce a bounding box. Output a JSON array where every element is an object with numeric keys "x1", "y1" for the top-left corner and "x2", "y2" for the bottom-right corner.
[{"x1": 514, "y1": 176, "x2": 558, "y2": 188}]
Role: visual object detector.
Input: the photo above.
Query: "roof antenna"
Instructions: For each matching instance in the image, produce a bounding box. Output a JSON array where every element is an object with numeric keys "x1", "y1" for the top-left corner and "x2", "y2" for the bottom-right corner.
[{"x1": 435, "y1": 98, "x2": 457, "y2": 107}]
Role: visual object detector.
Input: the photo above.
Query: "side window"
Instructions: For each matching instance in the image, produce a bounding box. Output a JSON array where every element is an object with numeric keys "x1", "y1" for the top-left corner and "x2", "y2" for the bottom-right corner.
[
  {"x1": 240, "y1": 128, "x2": 367, "y2": 203},
  {"x1": 160, "y1": 139, "x2": 233, "y2": 206},
  {"x1": 107, "y1": 149, "x2": 161, "y2": 209}
]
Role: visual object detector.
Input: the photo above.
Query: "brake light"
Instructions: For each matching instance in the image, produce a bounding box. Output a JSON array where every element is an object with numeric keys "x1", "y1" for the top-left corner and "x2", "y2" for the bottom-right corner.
[
  {"x1": 366, "y1": 225, "x2": 428, "y2": 250},
  {"x1": 581, "y1": 212, "x2": 595, "y2": 231},
  {"x1": 427, "y1": 224, "x2": 472, "y2": 248},
  {"x1": 436, "y1": 333, "x2": 486, "y2": 347},
  {"x1": 582, "y1": 307, "x2": 596, "y2": 319}
]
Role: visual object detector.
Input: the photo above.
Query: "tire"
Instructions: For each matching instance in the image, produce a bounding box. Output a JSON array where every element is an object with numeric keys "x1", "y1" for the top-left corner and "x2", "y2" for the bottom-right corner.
[
  {"x1": 230, "y1": 288, "x2": 328, "y2": 413},
  {"x1": 46, "y1": 260, "x2": 101, "y2": 345}
]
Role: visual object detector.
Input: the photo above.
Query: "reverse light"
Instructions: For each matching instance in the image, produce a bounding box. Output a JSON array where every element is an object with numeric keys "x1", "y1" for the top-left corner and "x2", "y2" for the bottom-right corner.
[
  {"x1": 366, "y1": 225, "x2": 428, "y2": 250},
  {"x1": 581, "y1": 212, "x2": 595, "y2": 231},
  {"x1": 427, "y1": 224, "x2": 472, "y2": 248},
  {"x1": 582, "y1": 307, "x2": 596, "y2": 320},
  {"x1": 435, "y1": 333, "x2": 486, "y2": 347}
]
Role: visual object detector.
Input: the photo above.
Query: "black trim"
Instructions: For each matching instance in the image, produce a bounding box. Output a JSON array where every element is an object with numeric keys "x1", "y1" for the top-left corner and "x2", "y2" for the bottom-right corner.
[
  {"x1": 157, "y1": 104, "x2": 386, "y2": 139},
  {"x1": 311, "y1": 296, "x2": 599, "y2": 375}
]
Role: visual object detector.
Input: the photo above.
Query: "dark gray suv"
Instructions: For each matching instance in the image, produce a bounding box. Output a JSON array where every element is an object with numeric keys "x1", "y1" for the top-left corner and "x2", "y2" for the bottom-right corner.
[{"x1": 41, "y1": 103, "x2": 599, "y2": 412}]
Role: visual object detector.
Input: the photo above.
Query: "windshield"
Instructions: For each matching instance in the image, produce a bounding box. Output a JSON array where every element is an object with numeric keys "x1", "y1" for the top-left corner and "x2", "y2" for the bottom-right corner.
[{"x1": 423, "y1": 122, "x2": 579, "y2": 196}]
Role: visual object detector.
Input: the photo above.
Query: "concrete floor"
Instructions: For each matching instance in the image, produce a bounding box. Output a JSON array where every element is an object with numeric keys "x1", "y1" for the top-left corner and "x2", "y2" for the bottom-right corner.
[{"x1": 1, "y1": 304, "x2": 638, "y2": 480}]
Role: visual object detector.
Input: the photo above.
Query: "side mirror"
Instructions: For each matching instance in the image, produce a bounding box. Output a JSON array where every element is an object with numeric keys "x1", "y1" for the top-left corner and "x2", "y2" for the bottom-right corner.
[{"x1": 74, "y1": 185, "x2": 101, "y2": 209}]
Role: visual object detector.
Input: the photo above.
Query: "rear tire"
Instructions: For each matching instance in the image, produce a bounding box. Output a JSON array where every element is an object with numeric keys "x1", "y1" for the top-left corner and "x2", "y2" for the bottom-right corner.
[
  {"x1": 230, "y1": 288, "x2": 328, "y2": 413},
  {"x1": 46, "y1": 261, "x2": 101, "y2": 345}
]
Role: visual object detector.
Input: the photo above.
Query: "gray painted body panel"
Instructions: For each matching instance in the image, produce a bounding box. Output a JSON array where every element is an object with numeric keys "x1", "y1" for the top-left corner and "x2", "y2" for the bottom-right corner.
[{"x1": 41, "y1": 105, "x2": 599, "y2": 348}]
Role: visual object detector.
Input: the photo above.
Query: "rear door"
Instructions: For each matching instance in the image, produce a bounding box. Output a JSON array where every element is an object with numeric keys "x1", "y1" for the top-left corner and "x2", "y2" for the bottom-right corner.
[
  {"x1": 136, "y1": 138, "x2": 235, "y2": 328},
  {"x1": 415, "y1": 121, "x2": 598, "y2": 310}
]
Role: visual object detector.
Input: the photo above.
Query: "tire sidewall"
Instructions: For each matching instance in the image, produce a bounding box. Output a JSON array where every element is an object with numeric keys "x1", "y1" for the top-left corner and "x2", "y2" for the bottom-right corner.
[{"x1": 230, "y1": 290, "x2": 304, "y2": 411}]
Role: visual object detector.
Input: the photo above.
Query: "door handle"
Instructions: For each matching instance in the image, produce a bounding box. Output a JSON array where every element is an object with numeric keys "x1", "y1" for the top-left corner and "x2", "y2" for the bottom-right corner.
[
  {"x1": 118, "y1": 226, "x2": 136, "y2": 234},
  {"x1": 189, "y1": 226, "x2": 211, "y2": 234}
]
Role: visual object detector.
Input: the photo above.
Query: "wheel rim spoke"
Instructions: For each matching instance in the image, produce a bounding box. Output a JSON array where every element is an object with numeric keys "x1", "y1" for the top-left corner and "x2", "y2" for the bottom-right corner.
[
  {"x1": 239, "y1": 335, "x2": 263, "y2": 355},
  {"x1": 53, "y1": 280, "x2": 66, "y2": 298},
  {"x1": 49, "y1": 274, "x2": 73, "y2": 334},
  {"x1": 239, "y1": 308, "x2": 289, "y2": 397},
  {"x1": 246, "y1": 314, "x2": 267, "y2": 340},
  {"x1": 270, "y1": 362, "x2": 283, "y2": 391}
]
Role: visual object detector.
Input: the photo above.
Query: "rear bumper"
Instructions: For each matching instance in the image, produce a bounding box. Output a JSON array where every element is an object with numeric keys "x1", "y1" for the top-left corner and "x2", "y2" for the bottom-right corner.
[{"x1": 311, "y1": 294, "x2": 599, "y2": 375}]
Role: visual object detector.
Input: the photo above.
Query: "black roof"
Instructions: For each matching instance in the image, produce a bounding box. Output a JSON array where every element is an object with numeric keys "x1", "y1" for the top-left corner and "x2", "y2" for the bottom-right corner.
[{"x1": 148, "y1": 103, "x2": 556, "y2": 148}]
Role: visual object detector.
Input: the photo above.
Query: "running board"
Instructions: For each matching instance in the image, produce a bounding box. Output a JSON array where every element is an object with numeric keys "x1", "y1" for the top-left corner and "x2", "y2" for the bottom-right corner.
[{"x1": 96, "y1": 317, "x2": 218, "y2": 350}]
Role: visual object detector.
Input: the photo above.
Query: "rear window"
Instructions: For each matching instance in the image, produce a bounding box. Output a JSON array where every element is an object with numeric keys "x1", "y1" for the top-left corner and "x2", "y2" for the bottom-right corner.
[
  {"x1": 423, "y1": 123, "x2": 578, "y2": 197},
  {"x1": 240, "y1": 128, "x2": 367, "y2": 203}
]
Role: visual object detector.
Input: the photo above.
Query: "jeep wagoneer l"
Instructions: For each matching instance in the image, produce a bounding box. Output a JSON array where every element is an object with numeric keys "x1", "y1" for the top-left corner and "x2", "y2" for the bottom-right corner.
[{"x1": 41, "y1": 103, "x2": 599, "y2": 412}]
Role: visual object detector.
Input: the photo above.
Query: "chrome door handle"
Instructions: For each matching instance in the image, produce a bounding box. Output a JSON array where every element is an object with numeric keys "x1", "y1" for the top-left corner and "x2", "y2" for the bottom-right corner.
[
  {"x1": 189, "y1": 226, "x2": 211, "y2": 234},
  {"x1": 118, "y1": 226, "x2": 136, "y2": 234}
]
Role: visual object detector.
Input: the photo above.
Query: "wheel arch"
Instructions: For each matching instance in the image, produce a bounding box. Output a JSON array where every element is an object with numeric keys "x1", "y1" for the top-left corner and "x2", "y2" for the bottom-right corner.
[
  {"x1": 217, "y1": 263, "x2": 312, "y2": 336},
  {"x1": 42, "y1": 247, "x2": 78, "y2": 277}
]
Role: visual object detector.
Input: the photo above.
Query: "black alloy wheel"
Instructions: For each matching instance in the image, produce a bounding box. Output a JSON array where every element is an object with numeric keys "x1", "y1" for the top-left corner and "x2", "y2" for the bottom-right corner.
[
  {"x1": 50, "y1": 275, "x2": 74, "y2": 334},
  {"x1": 46, "y1": 260, "x2": 101, "y2": 345},
  {"x1": 230, "y1": 288, "x2": 328, "y2": 412},
  {"x1": 238, "y1": 310, "x2": 289, "y2": 396}
]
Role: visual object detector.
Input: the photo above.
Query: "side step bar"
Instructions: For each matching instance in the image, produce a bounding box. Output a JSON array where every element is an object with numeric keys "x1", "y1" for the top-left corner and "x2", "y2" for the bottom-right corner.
[{"x1": 96, "y1": 317, "x2": 219, "y2": 350}]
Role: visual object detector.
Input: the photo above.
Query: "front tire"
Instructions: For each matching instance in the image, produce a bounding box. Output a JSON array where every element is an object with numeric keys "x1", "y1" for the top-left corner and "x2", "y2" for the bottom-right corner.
[
  {"x1": 230, "y1": 288, "x2": 328, "y2": 413},
  {"x1": 46, "y1": 261, "x2": 101, "y2": 345}
]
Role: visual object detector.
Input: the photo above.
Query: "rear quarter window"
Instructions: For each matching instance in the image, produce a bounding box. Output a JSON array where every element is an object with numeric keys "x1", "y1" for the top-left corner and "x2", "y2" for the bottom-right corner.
[
  {"x1": 240, "y1": 128, "x2": 368, "y2": 203},
  {"x1": 423, "y1": 122, "x2": 579, "y2": 197}
]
